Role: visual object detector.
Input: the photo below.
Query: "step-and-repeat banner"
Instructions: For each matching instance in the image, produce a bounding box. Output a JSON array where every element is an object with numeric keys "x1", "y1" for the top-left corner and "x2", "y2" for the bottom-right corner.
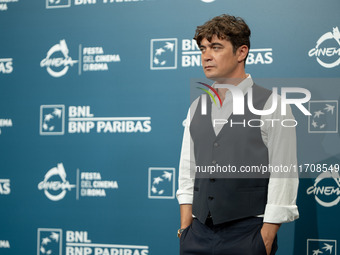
[{"x1": 1, "y1": 0, "x2": 340, "y2": 254}]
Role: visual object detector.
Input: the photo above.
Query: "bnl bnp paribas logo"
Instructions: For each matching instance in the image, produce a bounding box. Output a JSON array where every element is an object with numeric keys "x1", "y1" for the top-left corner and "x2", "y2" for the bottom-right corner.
[
  {"x1": 0, "y1": 0, "x2": 18, "y2": 11},
  {"x1": 307, "y1": 239, "x2": 337, "y2": 255},
  {"x1": 38, "y1": 229, "x2": 62, "y2": 255},
  {"x1": 0, "y1": 178, "x2": 10, "y2": 195},
  {"x1": 40, "y1": 39, "x2": 121, "y2": 77},
  {"x1": 150, "y1": 38, "x2": 273, "y2": 70},
  {"x1": 308, "y1": 26, "x2": 340, "y2": 68},
  {"x1": 40, "y1": 105, "x2": 151, "y2": 135},
  {"x1": 0, "y1": 58, "x2": 13, "y2": 74},
  {"x1": 38, "y1": 229, "x2": 149, "y2": 255},
  {"x1": 148, "y1": 167, "x2": 175, "y2": 199}
]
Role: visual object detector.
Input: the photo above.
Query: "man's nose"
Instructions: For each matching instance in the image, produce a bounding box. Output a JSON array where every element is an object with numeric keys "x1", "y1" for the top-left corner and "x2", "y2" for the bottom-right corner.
[{"x1": 202, "y1": 49, "x2": 213, "y2": 62}]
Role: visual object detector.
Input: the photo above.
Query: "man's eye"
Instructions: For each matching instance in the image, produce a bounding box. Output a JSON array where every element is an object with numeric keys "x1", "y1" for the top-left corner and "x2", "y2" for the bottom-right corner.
[{"x1": 213, "y1": 47, "x2": 220, "y2": 50}]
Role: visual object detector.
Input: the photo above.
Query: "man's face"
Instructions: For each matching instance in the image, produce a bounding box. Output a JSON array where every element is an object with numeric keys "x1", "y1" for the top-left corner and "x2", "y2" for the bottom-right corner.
[{"x1": 199, "y1": 35, "x2": 243, "y2": 81}]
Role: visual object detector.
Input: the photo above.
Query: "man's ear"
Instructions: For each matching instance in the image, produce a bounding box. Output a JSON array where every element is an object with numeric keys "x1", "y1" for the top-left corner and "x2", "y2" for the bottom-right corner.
[{"x1": 237, "y1": 45, "x2": 249, "y2": 63}]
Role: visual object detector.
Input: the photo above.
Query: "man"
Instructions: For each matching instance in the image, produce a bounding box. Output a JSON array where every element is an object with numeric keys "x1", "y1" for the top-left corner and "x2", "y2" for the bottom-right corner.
[{"x1": 176, "y1": 14, "x2": 299, "y2": 255}]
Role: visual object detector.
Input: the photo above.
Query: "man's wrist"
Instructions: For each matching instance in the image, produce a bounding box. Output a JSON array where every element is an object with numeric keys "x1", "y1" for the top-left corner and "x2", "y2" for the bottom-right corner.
[
  {"x1": 261, "y1": 222, "x2": 281, "y2": 238},
  {"x1": 261, "y1": 222, "x2": 280, "y2": 247},
  {"x1": 180, "y1": 223, "x2": 191, "y2": 229}
]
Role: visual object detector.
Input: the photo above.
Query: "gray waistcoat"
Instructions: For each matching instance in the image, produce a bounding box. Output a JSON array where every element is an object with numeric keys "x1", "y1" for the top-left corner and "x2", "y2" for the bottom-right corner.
[{"x1": 190, "y1": 84, "x2": 272, "y2": 224}]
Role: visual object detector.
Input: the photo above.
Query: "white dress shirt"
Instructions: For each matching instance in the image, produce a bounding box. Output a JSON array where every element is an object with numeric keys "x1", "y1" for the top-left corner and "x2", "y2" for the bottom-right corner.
[{"x1": 176, "y1": 75, "x2": 299, "y2": 223}]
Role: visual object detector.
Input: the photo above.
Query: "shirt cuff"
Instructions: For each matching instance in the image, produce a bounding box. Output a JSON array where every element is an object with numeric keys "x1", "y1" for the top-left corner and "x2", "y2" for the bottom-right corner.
[
  {"x1": 176, "y1": 193, "x2": 193, "y2": 205},
  {"x1": 263, "y1": 204, "x2": 299, "y2": 223}
]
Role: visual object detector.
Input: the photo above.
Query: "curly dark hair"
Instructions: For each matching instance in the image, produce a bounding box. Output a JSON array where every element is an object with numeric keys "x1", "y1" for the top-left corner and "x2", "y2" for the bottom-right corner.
[{"x1": 194, "y1": 14, "x2": 251, "y2": 56}]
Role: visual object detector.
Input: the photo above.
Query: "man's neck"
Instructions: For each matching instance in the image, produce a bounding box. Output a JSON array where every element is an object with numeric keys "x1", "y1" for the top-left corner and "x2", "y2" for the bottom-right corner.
[{"x1": 215, "y1": 73, "x2": 248, "y2": 103}]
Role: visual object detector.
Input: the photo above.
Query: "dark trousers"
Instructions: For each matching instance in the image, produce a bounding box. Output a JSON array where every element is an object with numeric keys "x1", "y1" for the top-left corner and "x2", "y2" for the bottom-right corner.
[{"x1": 180, "y1": 217, "x2": 278, "y2": 255}]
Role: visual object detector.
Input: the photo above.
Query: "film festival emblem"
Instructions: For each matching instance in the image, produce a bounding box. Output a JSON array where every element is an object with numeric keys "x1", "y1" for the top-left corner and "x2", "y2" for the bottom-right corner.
[
  {"x1": 307, "y1": 170, "x2": 340, "y2": 208},
  {"x1": 38, "y1": 163, "x2": 75, "y2": 201},
  {"x1": 40, "y1": 40, "x2": 77, "y2": 77},
  {"x1": 308, "y1": 101, "x2": 338, "y2": 133},
  {"x1": 148, "y1": 168, "x2": 175, "y2": 199},
  {"x1": 37, "y1": 229, "x2": 62, "y2": 255},
  {"x1": 150, "y1": 39, "x2": 177, "y2": 70},
  {"x1": 308, "y1": 27, "x2": 340, "y2": 68},
  {"x1": 307, "y1": 239, "x2": 337, "y2": 255}
]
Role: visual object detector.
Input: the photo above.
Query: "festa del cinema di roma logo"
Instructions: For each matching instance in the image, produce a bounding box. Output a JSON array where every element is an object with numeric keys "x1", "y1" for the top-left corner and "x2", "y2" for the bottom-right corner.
[
  {"x1": 308, "y1": 26, "x2": 340, "y2": 68},
  {"x1": 38, "y1": 163, "x2": 75, "y2": 201},
  {"x1": 40, "y1": 39, "x2": 121, "y2": 77},
  {"x1": 38, "y1": 163, "x2": 119, "y2": 201},
  {"x1": 40, "y1": 39, "x2": 78, "y2": 78},
  {"x1": 307, "y1": 169, "x2": 340, "y2": 207}
]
